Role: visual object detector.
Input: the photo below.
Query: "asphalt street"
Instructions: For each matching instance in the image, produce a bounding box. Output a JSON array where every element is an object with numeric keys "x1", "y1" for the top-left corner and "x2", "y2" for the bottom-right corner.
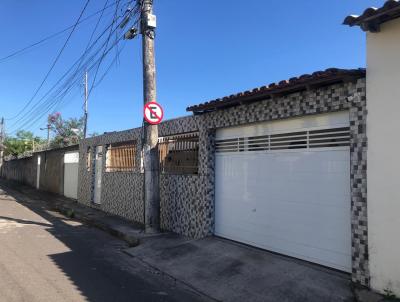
[{"x1": 0, "y1": 185, "x2": 210, "y2": 302}]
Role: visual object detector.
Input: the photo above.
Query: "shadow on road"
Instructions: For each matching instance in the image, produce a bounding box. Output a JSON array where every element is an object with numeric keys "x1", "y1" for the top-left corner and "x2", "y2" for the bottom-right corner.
[
  {"x1": 0, "y1": 181, "x2": 206, "y2": 302},
  {"x1": 0, "y1": 215, "x2": 52, "y2": 227}
]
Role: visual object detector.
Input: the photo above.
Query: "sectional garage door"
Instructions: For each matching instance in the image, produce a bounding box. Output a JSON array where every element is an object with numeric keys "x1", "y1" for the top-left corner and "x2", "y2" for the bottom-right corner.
[{"x1": 214, "y1": 111, "x2": 351, "y2": 272}]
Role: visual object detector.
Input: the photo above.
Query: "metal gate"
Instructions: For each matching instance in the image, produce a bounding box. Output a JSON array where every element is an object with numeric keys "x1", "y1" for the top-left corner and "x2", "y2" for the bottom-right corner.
[{"x1": 63, "y1": 152, "x2": 79, "y2": 199}]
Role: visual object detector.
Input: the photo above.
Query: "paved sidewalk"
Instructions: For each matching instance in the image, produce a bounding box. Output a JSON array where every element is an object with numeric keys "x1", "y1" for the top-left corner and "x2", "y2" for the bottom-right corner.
[
  {"x1": 0, "y1": 180, "x2": 145, "y2": 247},
  {"x1": 126, "y1": 234, "x2": 355, "y2": 302}
]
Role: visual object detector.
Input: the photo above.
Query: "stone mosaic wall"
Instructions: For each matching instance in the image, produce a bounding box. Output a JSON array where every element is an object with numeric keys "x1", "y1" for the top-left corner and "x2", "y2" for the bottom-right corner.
[
  {"x1": 78, "y1": 78, "x2": 368, "y2": 285},
  {"x1": 78, "y1": 128, "x2": 143, "y2": 214},
  {"x1": 349, "y1": 81, "x2": 369, "y2": 285},
  {"x1": 101, "y1": 172, "x2": 144, "y2": 223}
]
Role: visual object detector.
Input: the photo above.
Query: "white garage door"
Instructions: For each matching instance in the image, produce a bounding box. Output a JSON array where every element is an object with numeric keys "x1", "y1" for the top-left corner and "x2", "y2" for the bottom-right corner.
[
  {"x1": 64, "y1": 152, "x2": 79, "y2": 199},
  {"x1": 215, "y1": 111, "x2": 351, "y2": 272}
]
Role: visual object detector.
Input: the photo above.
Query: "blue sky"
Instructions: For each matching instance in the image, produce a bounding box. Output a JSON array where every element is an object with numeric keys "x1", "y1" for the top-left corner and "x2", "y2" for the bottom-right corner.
[{"x1": 0, "y1": 0, "x2": 383, "y2": 138}]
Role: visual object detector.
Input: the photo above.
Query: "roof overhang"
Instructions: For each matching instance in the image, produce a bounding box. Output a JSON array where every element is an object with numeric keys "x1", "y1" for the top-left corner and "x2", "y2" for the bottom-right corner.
[
  {"x1": 343, "y1": 0, "x2": 400, "y2": 32},
  {"x1": 186, "y1": 68, "x2": 365, "y2": 114}
]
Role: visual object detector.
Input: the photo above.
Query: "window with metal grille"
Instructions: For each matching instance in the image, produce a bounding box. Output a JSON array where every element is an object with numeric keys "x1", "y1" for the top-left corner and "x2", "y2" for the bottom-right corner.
[
  {"x1": 215, "y1": 127, "x2": 350, "y2": 153},
  {"x1": 105, "y1": 141, "x2": 136, "y2": 172},
  {"x1": 158, "y1": 132, "x2": 199, "y2": 174}
]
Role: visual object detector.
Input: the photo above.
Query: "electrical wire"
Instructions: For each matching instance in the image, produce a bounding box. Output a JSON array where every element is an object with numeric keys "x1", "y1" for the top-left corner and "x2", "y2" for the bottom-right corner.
[
  {"x1": 89, "y1": 0, "x2": 140, "y2": 97},
  {"x1": 0, "y1": 0, "x2": 119, "y2": 64},
  {"x1": 8, "y1": 23, "x2": 120, "y2": 131},
  {"x1": 7, "y1": 1, "x2": 141, "y2": 134},
  {"x1": 74, "y1": 0, "x2": 110, "y2": 77},
  {"x1": 6, "y1": 0, "x2": 92, "y2": 121},
  {"x1": 8, "y1": 0, "x2": 135, "y2": 130},
  {"x1": 88, "y1": 0, "x2": 122, "y2": 97},
  {"x1": 12, "y1": 34, "x2": 128, "y2": 134}
]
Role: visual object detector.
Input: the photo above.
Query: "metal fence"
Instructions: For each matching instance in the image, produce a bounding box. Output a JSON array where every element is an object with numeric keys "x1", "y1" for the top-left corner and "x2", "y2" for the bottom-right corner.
[
  {"x1": 158, "y1": 132, "x2": 199, "y2": 174},
  {"x1": 105, "y1": 142, "x2": 136, "y2": 172}
]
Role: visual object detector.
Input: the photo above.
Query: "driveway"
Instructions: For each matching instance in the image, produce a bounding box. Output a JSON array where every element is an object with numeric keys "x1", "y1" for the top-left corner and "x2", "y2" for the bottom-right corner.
[{"x1": 126, "y1": 234, "x2": 354, "y2": 302}]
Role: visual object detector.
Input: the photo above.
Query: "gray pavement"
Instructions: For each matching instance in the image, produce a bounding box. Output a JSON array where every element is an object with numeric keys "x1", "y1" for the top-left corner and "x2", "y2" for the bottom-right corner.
[
  {"x1": 126, "y1": 234, "x2": 355, "y2": 302},
  {"x1": 0, "y1": 184, "x2": 211, "y2": 302}
]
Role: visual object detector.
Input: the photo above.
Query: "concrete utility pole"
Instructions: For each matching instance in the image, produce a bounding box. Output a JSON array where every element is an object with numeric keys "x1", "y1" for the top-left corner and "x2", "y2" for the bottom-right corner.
[
  {"x1": 40, "y1": 125, "x2": 51, "y2": 146},
  {"x1": 141, "y1": 0, "x2": 160, "y2": 233},
  {"x1": 0, "y1": 118, "x2": 4, "y2": 169},
  {"x1": 0, "y1": 117, "x2": 4, "y2": 144},
  {"x1": 83, "y1": 70, "x2": 88, "y2": 138}
]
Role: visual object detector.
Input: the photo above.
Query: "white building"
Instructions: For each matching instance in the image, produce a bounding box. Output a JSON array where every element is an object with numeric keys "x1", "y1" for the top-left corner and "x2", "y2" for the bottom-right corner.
[{"x1": 345, "y1": 0, "x2": 400, "y2": 296}]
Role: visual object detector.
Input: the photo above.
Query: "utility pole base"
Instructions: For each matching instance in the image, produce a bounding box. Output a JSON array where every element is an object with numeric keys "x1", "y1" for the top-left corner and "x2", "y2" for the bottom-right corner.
[{"x1": 145, "y1": 226, "x2": 159, "y2": 234}]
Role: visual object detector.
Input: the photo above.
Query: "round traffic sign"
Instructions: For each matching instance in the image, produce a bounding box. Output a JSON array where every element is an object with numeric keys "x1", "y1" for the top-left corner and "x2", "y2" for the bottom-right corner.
[{"x1": 144, "y1": 102, "x2": 164, "y2": 125}]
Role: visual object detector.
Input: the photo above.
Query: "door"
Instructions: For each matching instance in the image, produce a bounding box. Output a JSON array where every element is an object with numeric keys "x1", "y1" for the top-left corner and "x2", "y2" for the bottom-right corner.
[
  {"x1": 214, "y1": 111, "x2": 351, "y2": 272},
  {"x1": 93, "y1": 146, "x2": 103, "y2": 204},
  {"x1": 36, "y1": 155, "x2": 41, "y2": 189},
  {"x1": 63, "y1": 152, "x2": 79, "y2": 199}
]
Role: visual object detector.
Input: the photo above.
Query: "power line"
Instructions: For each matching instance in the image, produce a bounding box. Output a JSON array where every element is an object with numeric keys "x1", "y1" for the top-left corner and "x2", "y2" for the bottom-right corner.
[
  {"x1": 89, "y1": 1, "x2": 140, "y2": 97},
  {"x1": 7, "y1": 0, "x2": 134, "y2": 129},
  {"x1": 7, "y1": 15, "x2": 135, "y2": 134},
  {"x1": 10, "y1": 34, "x2": 127, "y2": 134},
  {"x1": 88, "y1": 0, "x2": 122, "y2": 97},
  {"x1": 6, "y1": 0, "x2": 139, "y2": 135},
  {"x1": 74, "y1": 0, "x2": 111, "y2": 77},
  {"x1": 6, "y1": 0, "x2": 91, "y2": 121},
  {"x1": 0, "y1": 0, "x2": 119, "y2": 64}
]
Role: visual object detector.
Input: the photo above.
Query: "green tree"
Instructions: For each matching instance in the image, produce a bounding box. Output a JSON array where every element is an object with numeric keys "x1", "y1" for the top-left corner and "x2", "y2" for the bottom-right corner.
[
  {"x1": 48, "y1": 113, "x2": 84, "y2": 146},
  {"x1": 4, "y1": 130, "x2": 45, "y2": 156}
]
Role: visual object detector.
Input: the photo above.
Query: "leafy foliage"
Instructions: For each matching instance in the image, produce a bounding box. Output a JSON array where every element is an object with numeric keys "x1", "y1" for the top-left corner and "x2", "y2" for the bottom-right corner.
[
  {"x1": 48, "y1": 112, "x2": 84, "y2": 146},
  {"x1": 3, "y1": 113, "x2": 85, "y2": 157},
  {"x1": 4, "y1": 131, "x2": 45, "y2": 156}
]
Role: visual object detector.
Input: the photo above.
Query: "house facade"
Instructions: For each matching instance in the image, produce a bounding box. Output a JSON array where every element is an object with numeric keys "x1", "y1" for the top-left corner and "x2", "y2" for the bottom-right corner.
[{"x1": 78, "y1": 69, "x2": 369, "y2": 285}]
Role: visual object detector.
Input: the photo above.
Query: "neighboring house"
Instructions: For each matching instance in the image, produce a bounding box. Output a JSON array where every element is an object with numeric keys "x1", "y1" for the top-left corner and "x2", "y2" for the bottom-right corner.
[
  {"x1": 345, "y1": 0, "x2": 400, "y2": 296},
  {"x1": 1, "y1": 145, "x2": 80, "y2": 199}
]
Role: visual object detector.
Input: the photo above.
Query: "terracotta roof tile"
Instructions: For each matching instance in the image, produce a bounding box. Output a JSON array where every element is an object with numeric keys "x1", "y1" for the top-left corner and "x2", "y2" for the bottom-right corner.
[
  {"x1": 343, "y1": 0, "x2": 400, "y2": 32},
  {"x1": 186, "y1": 68, "x2": 365, "y2": 113}
]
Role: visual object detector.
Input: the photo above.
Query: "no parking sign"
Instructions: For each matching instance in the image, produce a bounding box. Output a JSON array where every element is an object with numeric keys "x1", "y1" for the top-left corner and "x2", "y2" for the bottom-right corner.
[{"x1": 143, "y1": 102, "x2": 164, "y2": 125}]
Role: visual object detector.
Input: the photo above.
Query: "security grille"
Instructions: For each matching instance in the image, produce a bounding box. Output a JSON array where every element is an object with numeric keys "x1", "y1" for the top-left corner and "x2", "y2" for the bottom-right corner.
[
  {"x1": 158, "y1": 132, "x2": 199, "y2": 174},
  {"x1": 86, "y1": 147, "x2": 92, "y2": 171},
  {"x1": 215, "y1": 126, "x2": 350, "y2": 153},
  {"x1": 105, "y1": 142, "x2": 136, "y2": 172}
]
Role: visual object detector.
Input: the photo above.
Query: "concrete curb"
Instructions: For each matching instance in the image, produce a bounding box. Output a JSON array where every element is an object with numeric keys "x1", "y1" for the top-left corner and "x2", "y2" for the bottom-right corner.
[{"x1": 54, "y1": 203, "x2": 141, "y2": 247}]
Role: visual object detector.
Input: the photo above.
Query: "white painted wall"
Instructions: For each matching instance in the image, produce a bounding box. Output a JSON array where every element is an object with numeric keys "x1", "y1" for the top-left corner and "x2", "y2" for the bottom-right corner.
[
  {"x1": 367, "y1": 17, "x2": 400, "y2": 295},
  {"x1": 64, "y1": 152, "x2": 79, "y2": 199}
]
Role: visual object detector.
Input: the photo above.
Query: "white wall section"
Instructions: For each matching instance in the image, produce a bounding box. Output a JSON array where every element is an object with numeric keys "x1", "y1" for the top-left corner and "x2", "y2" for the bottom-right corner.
[
  {"x1": 64, "y1": 152, "x2": 79, "y2": 200},
  {"x1": 367, "y1": 17, "x2": 400, "y2": 295}
]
